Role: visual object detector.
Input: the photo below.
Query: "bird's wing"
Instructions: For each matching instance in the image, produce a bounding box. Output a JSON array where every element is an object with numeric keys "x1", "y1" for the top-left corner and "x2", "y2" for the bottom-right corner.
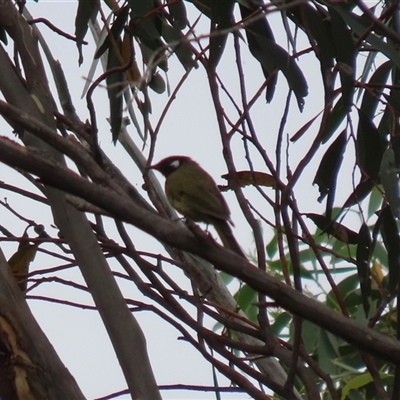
[{"x1": 180, "y1": 181, "x2": 230, "y2": 221}]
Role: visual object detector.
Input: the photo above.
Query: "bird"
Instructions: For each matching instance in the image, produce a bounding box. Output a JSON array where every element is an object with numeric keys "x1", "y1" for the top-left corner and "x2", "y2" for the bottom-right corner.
[{"x1": 150, "y1": 156, "x2": 246, "y2": 258}]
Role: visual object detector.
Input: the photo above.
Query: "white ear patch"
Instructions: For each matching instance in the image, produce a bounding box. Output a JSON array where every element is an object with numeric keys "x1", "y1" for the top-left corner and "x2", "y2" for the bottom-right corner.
[{"x1": 170, "y1": 159, "x2": 181, "y2": 169}]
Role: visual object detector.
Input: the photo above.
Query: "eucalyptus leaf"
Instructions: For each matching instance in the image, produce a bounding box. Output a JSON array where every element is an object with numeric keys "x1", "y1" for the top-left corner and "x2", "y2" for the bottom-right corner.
[
  {"x1": 380, "y1": 147, "x2": 400, "y2": 219},
  {"x1": 356, "y1": 223, "x2": 372, "y2": 318},
  {"x1": 167, "y1": 0, "x2": 187, "y2": 30},
  {"x1": 75, "y1": 0, "x2": 98, "y2": 65}
]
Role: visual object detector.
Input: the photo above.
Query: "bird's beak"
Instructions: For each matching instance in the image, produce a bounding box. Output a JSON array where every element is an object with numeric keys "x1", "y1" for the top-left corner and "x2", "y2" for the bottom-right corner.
[{"x1": 148, "y1": 162, "x2": 160, "y2": 171}]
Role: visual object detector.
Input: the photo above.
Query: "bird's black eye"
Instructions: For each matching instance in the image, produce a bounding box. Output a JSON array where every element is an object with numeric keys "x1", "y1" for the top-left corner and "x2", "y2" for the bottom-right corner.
[{"x1": 169, "y1": 159, "x2": 181, "y2": 170}]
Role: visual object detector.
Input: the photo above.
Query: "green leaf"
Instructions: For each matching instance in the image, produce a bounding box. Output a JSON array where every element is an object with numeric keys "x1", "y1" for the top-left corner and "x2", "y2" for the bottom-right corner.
[
  {"x1": 250, "y1": 34, "x2": 308, "y2": 111},
  {"x1": 305, "y1": 213, "x2": 358, "y2": 244},
  {"x1": 184, "y1": 0, "x2": 212, "y2": 18},
  {"x1": 75, "y1": 0, "x2": 98, "y2": 65},
  {"x1": 367, "y1": 186, "x2": 382, "y2": 220},
  {"x1": 288, "y1": 3, "x2": 334, "y2": 72},
  {"x1": 266, "y1": 234, "x2": 278, "y2": 259},
  {"x1": 329, "y1": 8, "x2": 356, "y2": 113},
  {"x1": 95, "y1": 6, "x2": 129, "y2": 59},
  {"x1": 161, "y1": 20, "x2": 196, "y2": 70},
  {"x1": 270, "y1": 312, "x2": 292, "y2": 336},
  {"x1": 342, "y1": 179, "x2": 374, "y2": 209},
  {"x1": 239, "y1": 4, "x2": 277, "y2": 102},
  {"x1": 246, "y1": 32, "x2": 308, "y2": 110},
  {"x1": 290, "y1": 112, "x2": 320, "y2": 142},
  {"x1": 167, "y1": 0, "x2": 187, "y2": 30},
  {"x1": 128, "y1": 0, "x2": 162, "y2": 46},
  {"x1": 219, "y1": 271, "x2": 235, "y2": 285},
  {"x1": 240, "y1": 4, "x2": 307, "y2": 109},
  {"x1": 209, "y1": 0, "x2": 235, "y2": 68},
  {"x1": 301, "y1": 320, "x2": 319, "y2": 353},
  {"x1": 235, "y1": 284, "x2": 257, "y2": 319},
  {"x1": 148, "y1": 72, "x2": 166, "y2": 94},
  {"x1": 318, "y1": 329, "x2": 339, "y2": 375},
  {"x1": 380, "y1": 205, "x2": 400, "y2": 296},
  {"x1": 106, "y1": 41, "x2": 125, "y2": 144},
  {"x1": 324, "y1": 96, "x2": 347, "y2": 143},
  {"x1": 329, "y1": 5, "x2": 400, "y2": 71},
  {"x1": 326, "y1": 274, "x2": 360, "y2": 310},
  {"x1": 357, "y1": 109, "x2": 384, "y2": 182},
  {"x1": 356, "y1": 223, "x2": 372, "y2": 318},
  {"x1": 313, "y1": 129, "x2": 347, "y2": 219},
  {"x1": 360, "y1": 61, "x2": 392, "y2": 118},
  {"x1": 380, "y1": 147, "x2": 400, "y2": 218},
  {"x1": 341, "y1": 373, "x2": 378, "y2": 400},
  {"x1": 139, "y1": 41, "x2": 168, "y2": 72}
]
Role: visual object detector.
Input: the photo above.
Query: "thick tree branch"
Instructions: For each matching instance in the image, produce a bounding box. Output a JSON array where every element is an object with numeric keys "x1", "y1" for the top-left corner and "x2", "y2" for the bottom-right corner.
[{"x1": 0, "y1": 136, "x2": 398, "y2": 365}]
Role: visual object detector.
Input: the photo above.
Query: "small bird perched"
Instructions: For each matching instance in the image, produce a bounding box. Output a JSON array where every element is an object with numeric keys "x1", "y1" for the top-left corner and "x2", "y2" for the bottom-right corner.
[{"x1": 150, "y1": 156, "x2": 246, "y2": 258}]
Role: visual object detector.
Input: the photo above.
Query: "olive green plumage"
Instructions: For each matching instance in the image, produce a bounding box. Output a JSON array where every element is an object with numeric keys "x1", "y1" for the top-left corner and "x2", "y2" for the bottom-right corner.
[{"x1": 151, "y1": 156, "x2": 245, "y2": 258}]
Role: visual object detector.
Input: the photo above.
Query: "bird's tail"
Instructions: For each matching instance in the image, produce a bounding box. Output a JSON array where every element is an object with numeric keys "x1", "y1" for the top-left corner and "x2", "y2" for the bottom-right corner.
[{"x1": 213, "y1": 220, "x2": 246, "y2": 259}]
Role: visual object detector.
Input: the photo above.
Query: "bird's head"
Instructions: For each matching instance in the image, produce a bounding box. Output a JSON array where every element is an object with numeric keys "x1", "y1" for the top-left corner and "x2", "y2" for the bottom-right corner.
[{"x1": 149, "y1": 156, "x2": 194, "y2": 177}]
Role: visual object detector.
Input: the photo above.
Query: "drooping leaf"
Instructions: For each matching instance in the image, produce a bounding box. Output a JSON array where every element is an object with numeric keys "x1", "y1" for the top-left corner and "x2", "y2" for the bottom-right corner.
[
  {"x1": 106, "y1": 40, "x2": 125, "y2": 144},
  {"x1": 326, "y1": 273, "x2": 361, "y2": 310},
  {"x1": 290, "y1": 112, "x2": 321, "y2": 142},
  {"x1": 148, "y1": 71, "x2": 166, "y2": 94},
  {"x1": 306, "y1": 213, "x2": 358, "y2": 245},
  {"x1": 381, "y1": 68, "x2": 400, "y2": 140},
  {"x1": 329, "y1": 8, "x2": 356, "y2": 113},
  {"x1": 234, "y1": 284, "x2": 257, "y2": 321},
  {"x1": 370, "y1": 208, "x2": 384, "y2": 262},
  {"x1": 392, "y1": 134, "x2": 400, "y2": 167},
  {"x1": 380, "y1": 147, "x2": 400, "y2": 219},
  {"x1": 380, "y1": 205, "x2": 400, "y2": 295},
  {"x1": 318, "y1": 329, "x2": 339, "y2": 375},
  {"x1": 244, "y1": 31, "x2": 308, "y2": 110},
  {"x1": 330, "y1": 4, "x2": 400, "y2": 71},
  {"x1": 324, "y1": 95, "x2": 347, "y2": 143},
  {"x1": 95, "y1": 6, "x2": 130, "y2": 59},
  {"x1": 128, "y1": 0, "x2": 162, "y2": 50},
  {"x1": 360, "y1": 61, "x2": 392, "y2": 117},
  {"x1": 127, "y1": 0, "x2": 168, "y2": 72},
  {"x1": 342, "y1": 179, "x2": 374, "y2": 209},
  {"x1": 139, "y1": 41, "x2": 168, "y2": 72},
  {"x1": 367, "y1": 186, "x2": 383, "y2": 219},
  {"x1": 301, "y1": 320, "x2": 319, "y2": 354},
  {"x1": 270, "y1": 312, "x2": 292, "y2": 336},
  {"x1": 161, "y1": 20, "x2": 196, "y2": 70},
  {"x1": 357, "y1": 109, "x2": 385, "y2": 182},
  {"x1": 356, "y1": 223, "x2": 372, "y2": 318},
  {"x1": 326, "y1": 131, "x2": 347, "y2": 221},
  {"x1": 265, "y1": 234, "x2": 278, "y2": 259},
  {"x1": 287, "y1": 3, "x2": 334, "y2": 72},
  {"x1": 75, "y1": 0, "x2": 98, "y2": 65},
  {"x1": 239, "y1": 5, "x2": 277, "y2": 104},
  {"x1": 341, "y1": 373, "x2": 380, "y2": 400},
  {"x1": 167, "y1": 0, "x2": 187, "y2": 30},
  {"x1": 313, "y1": 129, "x2": 347, "y2": 219},
  {"x1": 184, "y1": 0, "x2": 212, "y2": 18},
  {"x1": 209, "y1": 0, "x2": 235, "y2": 68}
]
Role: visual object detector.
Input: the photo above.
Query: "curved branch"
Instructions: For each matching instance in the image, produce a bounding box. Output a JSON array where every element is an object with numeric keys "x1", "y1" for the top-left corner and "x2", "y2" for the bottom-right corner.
[{"x1": 0, "y1": 136, "x2": 399, "y2": 365}]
